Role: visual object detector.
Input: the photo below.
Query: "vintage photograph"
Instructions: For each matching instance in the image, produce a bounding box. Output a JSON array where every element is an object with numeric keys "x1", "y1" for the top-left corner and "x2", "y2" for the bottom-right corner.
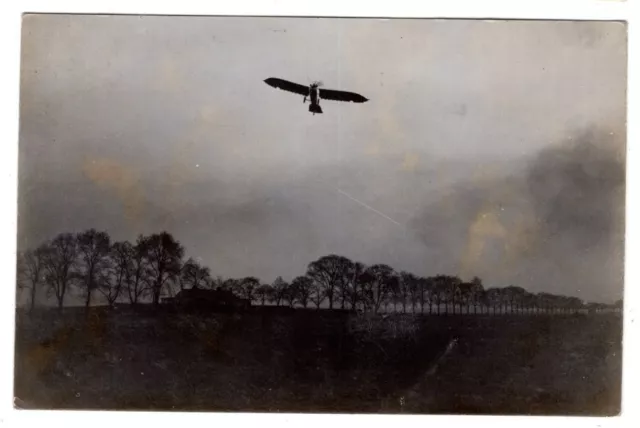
[{"x1": 14, "y1": 14, "x2": 626, "y2": 415}]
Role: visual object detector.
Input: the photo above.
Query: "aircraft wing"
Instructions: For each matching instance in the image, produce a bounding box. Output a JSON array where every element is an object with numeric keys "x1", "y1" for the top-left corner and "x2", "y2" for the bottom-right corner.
[
  {"x1": 264, "y1": 78, "x2": 309, "y2": 96},
  {"x1": 319, "y1": 88, "x2": 369, "y2": 103}
]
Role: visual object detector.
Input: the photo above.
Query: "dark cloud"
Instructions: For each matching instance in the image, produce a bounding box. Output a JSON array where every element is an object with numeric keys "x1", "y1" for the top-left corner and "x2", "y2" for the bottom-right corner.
[
  {"x1": 408, "y1": 128, "x2": 625, "y2": 302},
  {"x1": 525, "y1": 129, "x2": 625, "y2": 248}
]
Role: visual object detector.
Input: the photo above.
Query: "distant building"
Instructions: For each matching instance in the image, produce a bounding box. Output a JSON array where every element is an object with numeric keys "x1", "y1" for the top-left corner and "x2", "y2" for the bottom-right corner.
[{"x1": 163, "y1": 287, "x2": 251, "y2": 312}]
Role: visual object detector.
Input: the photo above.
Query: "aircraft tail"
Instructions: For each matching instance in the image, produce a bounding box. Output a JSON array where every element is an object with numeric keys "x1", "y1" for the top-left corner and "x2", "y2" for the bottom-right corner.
[{"x1": 309, "y1": 104, "x2": 323, "y2": 114}]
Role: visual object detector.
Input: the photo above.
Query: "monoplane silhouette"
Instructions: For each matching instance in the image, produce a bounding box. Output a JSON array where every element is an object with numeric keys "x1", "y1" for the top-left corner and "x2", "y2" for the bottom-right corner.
[{"x1": 264, "y1": 78, "x2": 369, "y2": 115}]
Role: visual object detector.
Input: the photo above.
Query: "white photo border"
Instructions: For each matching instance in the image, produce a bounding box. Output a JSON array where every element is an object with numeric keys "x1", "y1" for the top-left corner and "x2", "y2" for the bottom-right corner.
[{"x1": 0, "y1": 1, "x2": 637, "y2": 428}]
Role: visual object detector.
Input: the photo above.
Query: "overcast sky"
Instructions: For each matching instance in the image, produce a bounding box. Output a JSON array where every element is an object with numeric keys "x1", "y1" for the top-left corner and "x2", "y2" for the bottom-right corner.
[{"x1": 18, "y1": 15, "x2": 626, "y2": 303}]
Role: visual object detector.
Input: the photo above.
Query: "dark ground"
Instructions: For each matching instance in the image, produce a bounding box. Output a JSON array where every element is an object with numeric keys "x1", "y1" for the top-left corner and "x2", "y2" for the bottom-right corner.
[{"x1": 13, "y1": 306, "x2": 622, "y2": 415}]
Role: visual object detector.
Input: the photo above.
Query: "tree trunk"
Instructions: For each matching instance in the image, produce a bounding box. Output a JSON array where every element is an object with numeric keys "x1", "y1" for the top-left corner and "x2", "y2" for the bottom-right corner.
[
  {"x1": 57, "y1": 292, "x2": 64, "y2": 311},
  {"x1": 84, "y1": 265, "x2": 96, "y2": 309},
  {"x1": 153, "y1": 286, "x2": 161, "y2": 306},
  {"x1": 29, "y1": 283, "x2": 37, "y2": 313},
  {"x1": 85, "y1": 287, "x2": 92, "y2": 309}
]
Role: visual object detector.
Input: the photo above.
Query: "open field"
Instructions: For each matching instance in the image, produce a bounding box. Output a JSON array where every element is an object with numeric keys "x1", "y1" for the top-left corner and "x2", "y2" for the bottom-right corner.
[{"x1": 13, "y1": 306, "x2": 622, "y2": 415}]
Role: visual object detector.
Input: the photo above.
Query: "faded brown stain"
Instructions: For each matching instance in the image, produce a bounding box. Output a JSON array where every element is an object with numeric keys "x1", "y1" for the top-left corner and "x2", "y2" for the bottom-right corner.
[
  {"x1": 365, "y1": 144, "x2": 381, "y2": 157},
  {"x1": 154, "y1": 55, "x2": 185, "y2": 94},
  {"x1": 458, "y1": 169, "x2": 541, "y2": 279},
  {"x1": 401, "y1": 152, "x2": 420, "y2": 172},
  {"x1": 460, "y1": 206, "x2": 508, "y2": 279},
  {"x1": 82, "y1": 158, "x2": 145, "y2": 228},
  {"x1": 86, "y1": 310, "x2": 108, "y2": 350},
  {"x1": 22, "y1": 312, "x2": 109, "y2": 381},
  {"x1": 22, "y1": 325, "x2": 75, "y2": 376}
]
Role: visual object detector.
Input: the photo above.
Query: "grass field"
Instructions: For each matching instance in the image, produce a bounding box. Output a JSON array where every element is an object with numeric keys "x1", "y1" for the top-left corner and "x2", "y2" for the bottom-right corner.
[{"x1": 13, "y1": 306, "x2": 622, "y2": 415}]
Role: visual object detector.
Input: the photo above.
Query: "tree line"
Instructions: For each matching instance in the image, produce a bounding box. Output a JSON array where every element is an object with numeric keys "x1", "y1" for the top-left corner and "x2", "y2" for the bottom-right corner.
[{"x1": 16, "y1": 229, "x2": 621, "y2": 315}]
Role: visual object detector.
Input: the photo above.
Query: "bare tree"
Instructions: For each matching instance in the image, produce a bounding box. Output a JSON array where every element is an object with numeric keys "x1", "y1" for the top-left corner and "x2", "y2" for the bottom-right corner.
[
  {"x1": 239, "y1": 277, "x2": 260, "y2": 302},
  {"x1": 76, "y1": 229, "x2": 112, "y2": 309},
  {"x1": 307, "y1": 255, "x2": 352, "y2": 310},
  {"x1": 422, "y1": 277, "x2": 438, "y2": 314},
  {"x1": 335, "y1": 257, "x2": 355, "y2": 310},
  {"x1": 292, "y1": 276, "x2": 313, "y2": 308},
  {"x1": 428, "y1": 275, "x2": 449, "y2": 315},
  {"x1": 428, "y1": 275, "x2": 461, "y2": 315},
  {"x1": 417, "y1": 276, "x2": 429, "y2": 314},
  {"x1": 389, "y1": 277, "x2": 401, "y2": 312},
  {"x1": 16, "y1": 247, "x2": 46, "y2": 312},
  {"x1": 97, "y1": 260, "x2": 121, "y2": 307},
  {"x1": 221, "y1": 278, "x2": 240, "y2": 293},
  {"x1": 483, "y1": 287, "x2": 504, "y2": 315},
  {"x1": 361, "y1": 264, "x2": 398, "y2": 313},
  {"x1": 406, "y1": 273, "x2": 421, "y2": 314},
  {"x1": 310, "y1": 280, "x2": 325, "y2": 309},
  {"x1": 443, "y1": 275, "x2": 463, "y2": 315},
  {"x1": 143, "y1": 232, "x2": 184, "y2": 306},
  {"x1": 468, "y1": 276, "x2": 485, "y2": 314},
  {"x1": 283, "y1": 282, "x2": 298, "y2": 307},
  {"x1": 503, "y1": 285, "x2": 527, "y2": 314},
  {"x1": 126, "y1": 236, "x2": 150, "y2": 305},
  {"x1": 97, "y1": 241, "x2": 131, "y2": 307},
  {"x1": 399, "y1": 272, "x2": 417, "y2": 313},
  {"x1": 520, "y1": 290, "x2": 537, "y2": 314},
  {"x1": 255, "y1": 284, "x2": 273, "y2": 306},
  {"x1": 41, "y1": 233, "x2": 78, "y2": 310},
  {"x1": 269, "y1": 276, "x2": 289, "y2": 306},
  {"x1": 457, "y1": 282, "x2": 473, "y2": 314},
  {"x1": 182, "y1": 257, "x2": 211, "y2": 290},
  {"x1": 347, "y1": 262, "x2": 366, "y2": 311}
]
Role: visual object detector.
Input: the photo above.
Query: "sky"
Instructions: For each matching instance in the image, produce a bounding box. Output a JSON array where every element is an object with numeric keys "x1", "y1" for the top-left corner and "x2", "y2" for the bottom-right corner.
[{"x1": 18, "y1": 15, "x2": 627, "y2": 303}]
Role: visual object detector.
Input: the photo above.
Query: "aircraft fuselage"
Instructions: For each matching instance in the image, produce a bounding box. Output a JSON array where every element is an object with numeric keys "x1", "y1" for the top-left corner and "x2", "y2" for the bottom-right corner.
[
  {"x1": 309, "y1": 85, "x2": 319, "y2": 104},
  {"x1": 307, "y1": 84, "x2": 322, "y2": 114}
]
